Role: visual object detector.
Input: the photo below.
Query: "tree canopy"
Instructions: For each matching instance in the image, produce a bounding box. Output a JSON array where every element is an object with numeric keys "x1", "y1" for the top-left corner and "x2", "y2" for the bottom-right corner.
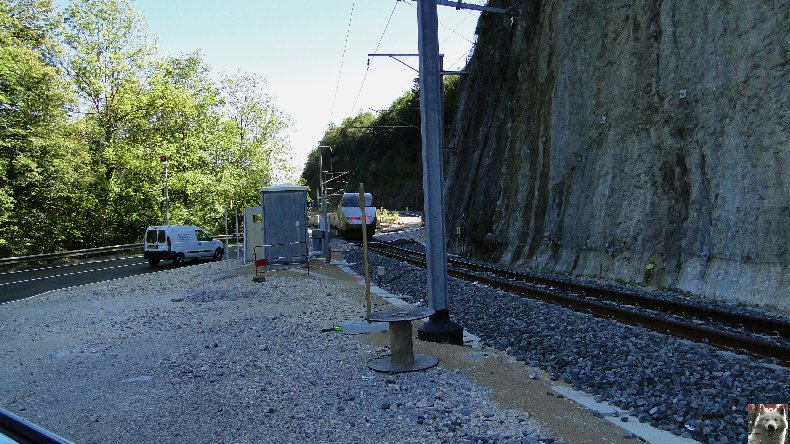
[
  {"x1": 302, "y1": 77, "x2": 459, "y2": 211},
  {"x1": 0, "y1": 0, "x2": 292, "y2": 257}
]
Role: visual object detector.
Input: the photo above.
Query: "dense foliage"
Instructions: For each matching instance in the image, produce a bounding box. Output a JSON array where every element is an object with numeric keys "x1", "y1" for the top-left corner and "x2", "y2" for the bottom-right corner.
[
  {"x1": 302, "y1": 77, "x2": 459, "y2": 211},
  {"x1": 0, "y1": 0, "x2": 292, "y2": 257}
]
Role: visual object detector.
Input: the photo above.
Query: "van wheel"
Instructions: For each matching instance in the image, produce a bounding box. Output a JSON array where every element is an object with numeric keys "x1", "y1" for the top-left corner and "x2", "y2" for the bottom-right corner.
[
  {"x1": 148, "y1": 258, "x2": 160, "y2": 267},
  {"x1": 174, "y1": 254, "x2": 185, "y2": 266},
  {"x1": 213, "y1": 248, "x2": 223, "y2": 261}
]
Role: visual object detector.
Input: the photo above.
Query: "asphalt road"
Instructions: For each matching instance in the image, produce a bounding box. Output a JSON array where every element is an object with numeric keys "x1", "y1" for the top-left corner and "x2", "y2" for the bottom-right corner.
[
  {"x1": 0, "y1": 256, "x2": 161, "y2": 304},
  {"x1": 0, "y1": 247, "x2": 243, "y2": 305}
]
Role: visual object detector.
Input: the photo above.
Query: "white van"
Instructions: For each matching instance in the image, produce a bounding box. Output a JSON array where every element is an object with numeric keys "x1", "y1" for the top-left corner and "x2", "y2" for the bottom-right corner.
[{"x1": 143, "y1": 225, "x2": 224, "y2": 267}]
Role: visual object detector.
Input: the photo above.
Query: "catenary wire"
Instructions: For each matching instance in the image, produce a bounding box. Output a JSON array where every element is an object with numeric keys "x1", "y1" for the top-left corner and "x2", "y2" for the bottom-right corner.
[
  {"x1": 449, "y1": 41, "x2": 474, "y2": 70},
  {"x1": 402, "y1": 0, "x2": 479, "y2": 71},
  {"x1": 329, "y1": 0, "x2": 357, "y2": 124},
  {"x1": 401, "y1": 0, "x2": 476, "y2": 44},
  {"x1": 440, "y1": 7, "x2": 476, "y2": 47},
  {"x1": 350, "y1": 0, "x2": 400, "y2": 115}
]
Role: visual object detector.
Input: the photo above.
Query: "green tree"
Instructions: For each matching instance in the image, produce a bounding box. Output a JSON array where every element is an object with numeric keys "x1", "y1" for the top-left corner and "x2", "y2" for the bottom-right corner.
[
  {"x1": 1, "y1": 0, "x2": 295, "y2": 255},
  {"x1": 61, "y1": 0, "x2": 154, "y2": 244},
  {"x1": 214, "y1": 72, "x2": 292, "y2": 211},
  {"x1": 302, "y1": 77, "x2": 459, "y2": 211},
  {"x1": 113, "y1": 53, "x2": 221, "y2": 235},
  {"x1": 0, "y1": 0, "x2": 88, "y2": 256}
]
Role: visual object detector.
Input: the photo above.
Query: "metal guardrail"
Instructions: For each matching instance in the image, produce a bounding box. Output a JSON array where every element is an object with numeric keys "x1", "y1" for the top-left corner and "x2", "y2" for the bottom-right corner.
[
  {"x1": 0, "y1": 243, "x2": 143, "y2": 267},
  {"x1": 0, "y1": 235, "x2": 243, "y2": 267}
]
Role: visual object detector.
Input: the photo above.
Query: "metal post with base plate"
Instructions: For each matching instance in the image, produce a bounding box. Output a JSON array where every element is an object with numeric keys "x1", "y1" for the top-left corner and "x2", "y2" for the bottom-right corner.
[{"x1": 367, "y1": 307, "x2": 438, "y2": 373}]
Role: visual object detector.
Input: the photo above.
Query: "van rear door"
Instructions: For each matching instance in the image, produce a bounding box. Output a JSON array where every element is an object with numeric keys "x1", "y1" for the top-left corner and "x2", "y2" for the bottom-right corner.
[{"x1": 146, "y1": 228, "x2": 167, "y2": 250}]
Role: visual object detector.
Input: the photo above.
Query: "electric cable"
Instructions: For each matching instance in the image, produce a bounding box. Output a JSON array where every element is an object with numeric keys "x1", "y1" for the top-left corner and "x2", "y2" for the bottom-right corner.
[
  {"x1": 440, "y1": 7, "x2": 475, "y2": 47},
  {"x1": 443, "y1": 6, "x2": 478, "y2": 70},
  {"x1": 349, "y1": 0, "x2": 400, "y2": 115},
  {"x1": 329, "y1": 0, "x2": 357, "y2": 124},
  {"x1": 402, "y1": 0, "x2": 479, "y2": 71},
  {"x1": 368, "y1": 108, "x2": 419, "y2": 130},
  {"x1": 449, "y1": 41, "x2": 474, "y2": 70},
  {"x1": 401, "y1": 0, "x2": 476, "y2": 44}
]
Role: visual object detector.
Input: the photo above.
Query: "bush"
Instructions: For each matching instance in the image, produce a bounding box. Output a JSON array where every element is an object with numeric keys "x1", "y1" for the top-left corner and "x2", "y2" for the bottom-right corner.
[{"x1": 377, "y1": 208, "x2": 400, "y2": 226}]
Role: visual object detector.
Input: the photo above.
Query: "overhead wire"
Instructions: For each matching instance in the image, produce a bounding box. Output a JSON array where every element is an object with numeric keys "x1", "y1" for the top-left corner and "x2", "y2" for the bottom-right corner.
[
  {"x1": 347, "y1": 1, "x2": 481, "y2": 120},
  {"x1": 349, "y1": 0, "x2": 400, "y2": 115},
  {"x1": 449, "y1": 41, "x2": 474, "y2": 70},
  {"x1": 440, "y1": 7, "x2": 475, "y2": 47},
  {"x1": 368, "y1": 108, "x2": 420, "y2": 130},
  {"x1": 329, "y1": 0, "x2": 357, "y2": 125},
  {"x1": 401, "y1": 0, "x2": 476, "y2": 44},
  {"x1": 443, "y1": 8, "x2": 478, "y2": 70},
  {"x1": 402, "y1": 0, "x2": 480, "y2": 71}
]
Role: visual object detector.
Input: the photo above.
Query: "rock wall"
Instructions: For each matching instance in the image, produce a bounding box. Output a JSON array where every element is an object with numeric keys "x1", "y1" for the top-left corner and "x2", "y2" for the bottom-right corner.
[{"x1": 445, "y1": 0, "x2": 789, "y2": 308}]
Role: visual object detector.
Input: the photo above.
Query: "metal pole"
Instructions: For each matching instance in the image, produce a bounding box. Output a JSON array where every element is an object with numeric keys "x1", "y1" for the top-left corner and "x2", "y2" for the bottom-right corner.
[
  {"x1": 164, "y1": 161, "x2": 170, "y2": 225},
  {"x1": 359, "y1": 183, "x2": 371, "y2": 318},
  {"x1": 235, "y1": 210, "x2": 240, "y2": 263},
  {"x1": 324, "y1": 198, "x2": 331, "y2": 264},
  {"x1": 319, "y1": 147, "x2": 326, "y2": 256},
  {"x1": 318, "y1": 147, "x2": 323, "y2": 223},
  {"x1": 318, "y1": 145, "x2": 332, "y2": 262},
  {"x1": 416, "y1": 0, "x2": 463, "y2": 344},
  {"x1": 224, "y1": 208, "x2": 229, "y2": 277},
  {"x1": 434, "y1": 0, "x2": 509, "y2": 14},
  {"x1": 323, "y1": 178, "x2": 331, "y2": 263},
  {"x1": 440, "y1": 54, "x2": 445, "y2": 149}
]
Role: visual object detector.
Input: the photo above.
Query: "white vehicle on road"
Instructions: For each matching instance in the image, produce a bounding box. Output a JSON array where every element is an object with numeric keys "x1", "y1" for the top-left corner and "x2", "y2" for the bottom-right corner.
[{"x1": 143, "y1": 225, "x2": 224, "y2": 267}]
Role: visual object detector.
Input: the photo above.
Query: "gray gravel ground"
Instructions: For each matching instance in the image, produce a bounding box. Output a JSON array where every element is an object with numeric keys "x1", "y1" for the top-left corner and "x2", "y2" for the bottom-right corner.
[
  {"x1": 344, "y1": 246, "x2": 790, "y2": 444},
  {"x1": 0, "y1": 261, "x2": 556, "y2": 444}
]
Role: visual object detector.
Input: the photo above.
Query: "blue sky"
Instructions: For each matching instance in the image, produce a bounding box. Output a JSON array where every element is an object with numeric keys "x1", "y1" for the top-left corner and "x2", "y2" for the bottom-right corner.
[{"x1": 131, "y1": 0, "x2": 482, "y2": 175}]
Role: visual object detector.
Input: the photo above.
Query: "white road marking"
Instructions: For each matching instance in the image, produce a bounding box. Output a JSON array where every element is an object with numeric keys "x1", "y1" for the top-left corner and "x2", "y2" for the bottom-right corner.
[
  {"x1": 0, "y1": 261, "x2": 148, "y2": 287},
  {"x1": 0, "y1": 255, "x2": 143, "y2": 276},
  {"x1": 0, "y1": 265, "x2": 174, "y2": 306}
]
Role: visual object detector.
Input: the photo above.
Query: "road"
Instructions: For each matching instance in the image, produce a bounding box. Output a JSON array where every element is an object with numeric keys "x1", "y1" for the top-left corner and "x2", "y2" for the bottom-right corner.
[
  {"x1": 0, "y1": 247, "x2": 243, "y2": 305},
  {"x1": 0, "y1": 256, "x2": 162, "y2": 304}
]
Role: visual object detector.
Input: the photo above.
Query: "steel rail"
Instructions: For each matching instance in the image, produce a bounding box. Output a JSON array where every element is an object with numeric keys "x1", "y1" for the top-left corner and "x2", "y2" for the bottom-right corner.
[
  {"x1": 382, "y1": 243, "x2": 790, "y2": 338},
  {"x1": 448, "y1": 256, "x2": 790, "y2": 338},
  {"x1": 367, "y1": 242, "x2": 790, "y2": 366}
]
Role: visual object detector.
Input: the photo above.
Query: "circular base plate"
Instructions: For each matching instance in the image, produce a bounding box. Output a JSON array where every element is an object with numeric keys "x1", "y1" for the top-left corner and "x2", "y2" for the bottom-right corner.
[
  {"x1": 368, "y1": 306, "x2": 434, "y2": 323},
  {"x1": 367, "y1": 354, "x2": 438, "y2": 373},
  {"x1": 417, "y1": 311, "x2": 464, "y2": 345}
]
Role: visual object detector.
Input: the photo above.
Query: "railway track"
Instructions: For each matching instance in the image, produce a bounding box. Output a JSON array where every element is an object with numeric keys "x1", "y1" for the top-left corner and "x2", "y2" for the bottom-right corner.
[{"x1": 364, "y1": 240, "x2": 790, "y2": 366}]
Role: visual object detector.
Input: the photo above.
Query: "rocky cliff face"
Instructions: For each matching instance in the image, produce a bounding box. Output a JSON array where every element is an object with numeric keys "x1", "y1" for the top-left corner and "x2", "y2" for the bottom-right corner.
[{"x1": 445, "y1": 0, "x2": 788, "y2": 308}]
